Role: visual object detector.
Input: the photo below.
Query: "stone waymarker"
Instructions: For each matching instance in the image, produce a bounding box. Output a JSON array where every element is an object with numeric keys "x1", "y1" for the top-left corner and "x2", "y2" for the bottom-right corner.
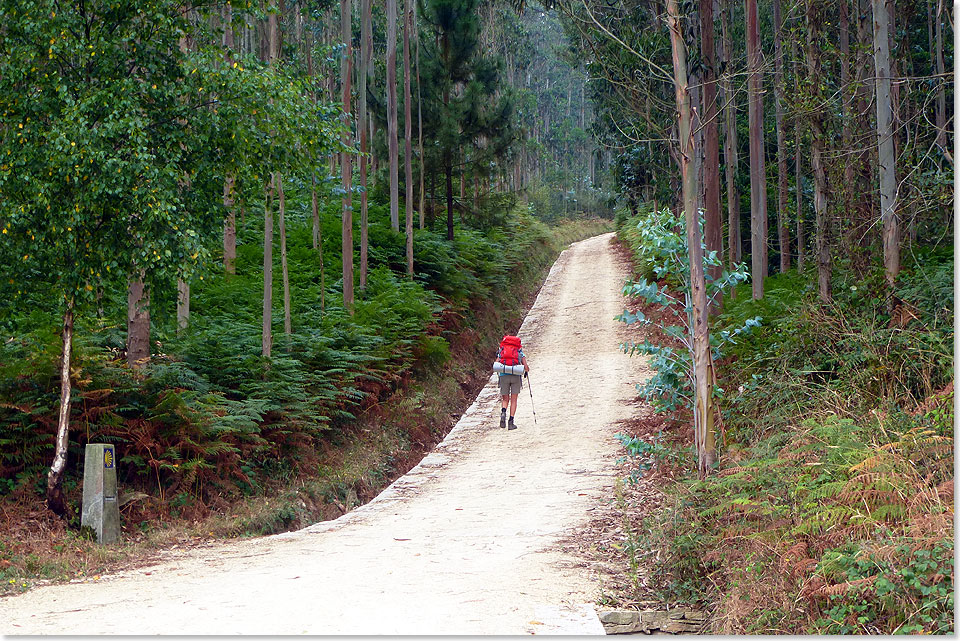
[
  {"x1": 598, "y1": 609, "x2": 708, "y2": 634},
  {"x1": 81, "y1": 444, "x2": 120, "y2": 544}
]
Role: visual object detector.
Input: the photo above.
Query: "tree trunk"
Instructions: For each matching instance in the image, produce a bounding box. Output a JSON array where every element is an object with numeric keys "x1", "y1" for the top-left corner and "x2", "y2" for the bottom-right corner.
[
  {"x1": 223, "y1": 3, "x2": 237, "y2": 274},
  {"x1": 262, "y1": 1, "x2": 278, "y2": 358},
  {"x1": 224, "y1": 177, "x2": 237, "y2": 273},
  {"x1": 342, "y1": 0, "x2": 354, "y2": 312},
  {"x1": 667, "y1": 0, "x2": 716, "y2": 479},
  {"x1": 745, "y1": 0, "x2": 768, "y2": 299},
  {"x1": 792, "y1": 35, "x2": 805, "y2": 271},
  {"x1": 263, "y1": 180, "x2": 274, "y2": 357},
  {"x1": 387, "y1": 0, "x2": 400, "y2": 233},
  {"x1": 446, "y1": 158, "x2": 454, "y2": 241},
  {"x1": 806, "y1": 0, "x2": 832, "y2": 303},
  {"x1": 855, "y1": 0, "x2": 876, "y2": 246},
  {"x1": 177, "y1": 279, "x2": 190, "y2": 332},
  {"x1": 872, "y1": 0, "x2": 900, "y2": 294},
  {"x1": 720, "y1": 0, "x2": 741, "y2": 268},
  {"x1": 773, "y1": 0, "x2": 790, "y2": 272},
  {"x1": 360, "y1": 0, "x2": 371, "y2": 289},
  {"x1": 313, "y1": 176, "x2": 325, "y2": 314},
  {"x1": 278, "y1": 173, "x2": 291, "y2": 335},
  {"x1": 415, "y1": 0, "x2": 424, "y2": 230},
  {"x1": 307, "y1": 19, "x2": 322, "y2": 254},
  {"x1": 935, "y1": 0, "x2": 947, "y2": 150},
  {"x1": 403, "y1": 0, "x2": 414, "y2": 277},
  {"x1": 46, "y1": 302, "x2": 74, "y2": 517},
  {"x1": 700, "y1": 0, "x2": 723, "y2": 311},
  {"x1": 127, "y1": 277, "x2": 150, "y2": 368}
]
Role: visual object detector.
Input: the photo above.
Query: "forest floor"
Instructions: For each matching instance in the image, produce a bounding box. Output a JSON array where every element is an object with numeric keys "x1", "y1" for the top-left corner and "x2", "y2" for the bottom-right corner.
[{"x1": 0, "y1": 232, "x2": 657, "y2": 635}]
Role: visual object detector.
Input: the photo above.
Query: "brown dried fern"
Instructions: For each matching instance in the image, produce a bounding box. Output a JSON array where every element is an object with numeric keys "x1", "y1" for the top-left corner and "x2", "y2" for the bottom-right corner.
[{"x1": 808, "y1": 575, "x2": 878, "y2": 599}]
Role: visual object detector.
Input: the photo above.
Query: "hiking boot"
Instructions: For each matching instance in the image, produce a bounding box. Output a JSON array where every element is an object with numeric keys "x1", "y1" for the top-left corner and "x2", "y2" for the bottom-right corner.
[
  {"x1": 499, "y1": 412, "x2": 506, "y2": 429},
  {"x1": 507, "y1": 417, "x2": 517, "y2": 430}
]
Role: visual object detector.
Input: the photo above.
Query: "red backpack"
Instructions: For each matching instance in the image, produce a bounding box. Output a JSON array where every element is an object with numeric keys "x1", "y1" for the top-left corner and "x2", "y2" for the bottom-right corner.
[{"x1": 498, "y1": 335, "x2": 522, "y2": 366}]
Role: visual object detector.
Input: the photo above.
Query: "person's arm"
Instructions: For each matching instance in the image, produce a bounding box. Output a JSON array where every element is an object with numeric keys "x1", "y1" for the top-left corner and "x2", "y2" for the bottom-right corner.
[{"x1": 521, "y1": 355, "x2": 529, "y2": 373}]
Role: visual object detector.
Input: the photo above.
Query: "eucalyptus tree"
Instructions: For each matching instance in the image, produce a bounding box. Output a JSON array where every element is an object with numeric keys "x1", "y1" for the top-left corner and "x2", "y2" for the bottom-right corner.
[
  {"x1": 871, "y1": 0, "x2": 899, "y2": 299},
  {"x1": 403, "y1": 0, "x2": 415, "y2": 276},
  {"x1": 387, "y1": 0, "x2": 400, "y2": 232},
  {"x1": 359, "y1": 0, "x2": 372, "y2": 288},
  {"x1": 804, "y1": 0, "x2": 831, "y2": 302},
  {"x1": 262, "y1": 2, "x2": 278, "y2": 356},
  {"x1": 699, "y1": 0, "x2": 722, "y2": 310},
  {"x1": 665, "y1": 0, "x2": 716, "y2": 477},
  {"x1": 745, "y1": 0, "x2": 767, "y2": 300},
  {"x1": 719, "y1": 0, "x2": 741, "y2": 269},
  {"x1": 773, "y1": 0, "x2": 790, "y2": 273},
  {"x1": 341, "y1": 0, "x2": 354, "y2": 311}
]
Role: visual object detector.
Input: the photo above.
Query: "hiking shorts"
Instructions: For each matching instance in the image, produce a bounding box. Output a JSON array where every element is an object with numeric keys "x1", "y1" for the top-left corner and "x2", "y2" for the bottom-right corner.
[{"x1": 499, "y1": 373, "x2": 523, "y2": 396}]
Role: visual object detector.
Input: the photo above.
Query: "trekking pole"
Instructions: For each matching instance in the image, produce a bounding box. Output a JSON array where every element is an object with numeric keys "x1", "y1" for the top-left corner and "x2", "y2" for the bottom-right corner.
[{"x1": 525, "y1": 372, "x2": 537, "y2": 425}]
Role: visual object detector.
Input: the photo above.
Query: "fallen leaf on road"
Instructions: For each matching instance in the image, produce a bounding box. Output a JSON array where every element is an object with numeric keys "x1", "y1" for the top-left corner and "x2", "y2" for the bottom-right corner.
[{"x1": 528, "y1": 620, "x2": 543, "y2": 625}]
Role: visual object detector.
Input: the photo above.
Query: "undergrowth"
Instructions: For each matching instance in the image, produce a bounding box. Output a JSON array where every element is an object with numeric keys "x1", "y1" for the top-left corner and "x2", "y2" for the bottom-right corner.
[
  {"x1": 0, "y1": 189, "x2": 611, "y2": 592},
  {"x1": 614, "y1": 213, "x2": 954, "y2": 634}
]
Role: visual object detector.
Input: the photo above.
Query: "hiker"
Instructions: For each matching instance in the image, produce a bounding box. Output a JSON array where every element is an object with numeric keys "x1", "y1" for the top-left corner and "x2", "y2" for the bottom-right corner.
[{"x1": 493, "y1": 335, "x2": 529, "y2": 430}]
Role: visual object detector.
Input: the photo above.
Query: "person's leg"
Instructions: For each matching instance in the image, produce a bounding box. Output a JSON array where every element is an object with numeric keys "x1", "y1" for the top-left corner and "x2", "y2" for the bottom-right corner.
[
  {"x1": 499, "y1": 376, "x2": 511, "y2": 428},
  {"x1": 507, "y1": 390, "x2": 520, "y2": 429}
]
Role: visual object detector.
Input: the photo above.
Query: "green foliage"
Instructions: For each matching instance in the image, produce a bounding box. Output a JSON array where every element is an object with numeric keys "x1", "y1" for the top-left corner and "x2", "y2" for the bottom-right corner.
[
  {"x1": 633, "y1": 252, "x2": 955, "y2": 633},
  {"x1": 616, "y1": 209, "x2": 756, "y2": 413},
  {"x1": 616, "y1": 432, "x2": 682, "y2": 482},
  {"x1": 0, "y1": 185, "x2": 605, "y2": 510},
  {"x1": 811, "y1": 541, "x2": 954, "y2": 634},
  {"x1": 716, "y1": 251, "x2": 954, "y2": 444},
  {"x1": 0, "y1": 1, "x2": 213, "y2": 308}
]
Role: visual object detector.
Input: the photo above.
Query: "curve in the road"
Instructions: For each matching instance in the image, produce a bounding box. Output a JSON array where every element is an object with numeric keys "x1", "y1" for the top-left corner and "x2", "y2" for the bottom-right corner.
[{"x1": 0, "y1": 232, "x2": 650, "y2": 635}]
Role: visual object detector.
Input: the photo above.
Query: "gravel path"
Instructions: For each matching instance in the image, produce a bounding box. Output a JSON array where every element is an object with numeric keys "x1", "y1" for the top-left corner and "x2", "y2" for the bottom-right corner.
[{"x1": 0, "y1": 232, "x2": 649, "y2": 635}]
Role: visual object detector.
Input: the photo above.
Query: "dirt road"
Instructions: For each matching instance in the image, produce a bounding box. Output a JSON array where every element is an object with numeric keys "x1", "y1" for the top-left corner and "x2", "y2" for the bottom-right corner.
[{"x1": 0, "y1": 232, "x2": 649, "y2": 635}]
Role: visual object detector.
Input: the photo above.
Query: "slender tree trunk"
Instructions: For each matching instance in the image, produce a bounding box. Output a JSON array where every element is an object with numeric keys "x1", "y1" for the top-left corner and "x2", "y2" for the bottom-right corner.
[
  {"x1": 360, "y1": 0, "x2": 371, "y2": 289},
  {"x1": 855, "y1": 0, "x2": 877, "y2": 245},
  {"x1": 224, "y1": 178, "x2": 237, "y2": 273},
  {"x1": 403, "y1": 0, "x2": 414, "y2": 277},
  {"x1": 342, "y1": 0, "x2": 354, "y2": 311},
  {"x1": 263, "y1": 179, "x2": 274, "y2": 357},
  {"x1": 446, "y1": 157, "x2": 455, "y2": 241},
  {"x1": 792, "y1": 36, "x2": 805, "y2": 271},
  {"x1": 46, "y1": 302, "x2": 74, "y2": 517},
  {"x1": 720, "y1": 0, "x2": 741, "y2": 268},
  {"x1": 387, "y1": 0, "x2": 400, "y2": 232},
  {"x1": 127, "y1": 277, "x2": 150, "y2": 368},
  {"x1": 415, "y1": 0, "x2": 424, "y2": 229},
  {"x1": 177, "y1": 280, "x2": 190, "y2": 332},
  {"x1": 806, "y1": 0, "x2": 832, "y2": 302},
  {"x1": 176, "y1": 11, "x2": 194, "y2": 332},
  {"x1": 460, "y1": 148, "x2": 466, "y2": 203},
  {"x1": 746, "y1": 0, "x2": 768, "y2": 299},
  {"x1": 306, "y1": 12, "x2": 318, "y2": 253},
  {"x1": 700, "y1": 0, "x2": 722, "y2": 311},
  {"x1": 667, "y1": 0, "x2": 716, "y2": 479},
  {"x1": 278, "y1": 173, "x2": 291, "y2": 334},
  {"x1": 773, "y1": 0, "x2": 790, "y2": 272},
  {"x1": 872, "y1": 0, "x2": 900, "y2": 295},
  {"x1": 935, "y1": 0, "x2": 947, "y2": 150},
  {"x1": 223, "y1": 3, "x2": 237, "y2": 274},
  {"x1": 312, "y1": 175, "x2": 325, "y2": 314}
]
